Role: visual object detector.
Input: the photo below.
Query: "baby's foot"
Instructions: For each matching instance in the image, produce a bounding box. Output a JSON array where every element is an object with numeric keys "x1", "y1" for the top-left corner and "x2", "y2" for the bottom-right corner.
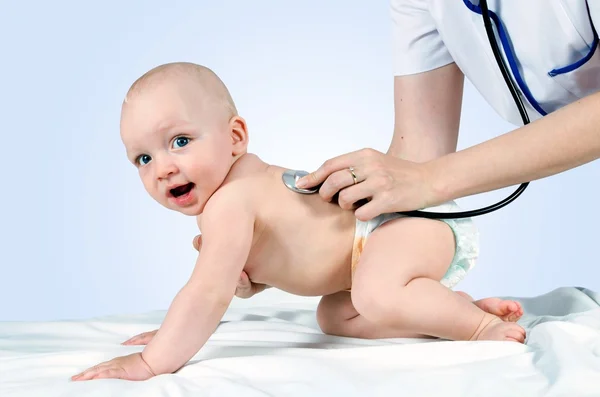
[
  {"x1": 470, "y1": 314, "x2": 526, "y2": 343},
  {"x1": 473, "y1": 298, "x2": 523, "y2": 322},
  {"x1": 455, "y1": 292, "x2": 523, "y2": 322}
]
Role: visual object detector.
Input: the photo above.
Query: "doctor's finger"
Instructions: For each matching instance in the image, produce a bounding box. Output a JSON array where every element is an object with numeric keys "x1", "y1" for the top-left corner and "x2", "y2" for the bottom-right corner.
[
  {"x1": 337, "y1": 182, "x2": 372, "y2": 211},
  {"x1": 296, "y1": 152, "x2": 361, "y2": 188},
  {"x1": 318, "y1": 168, "x2": 362, "y2": 202},
  {"x1": 352, "y1": 196, "x2": 392, "y2": 222}
]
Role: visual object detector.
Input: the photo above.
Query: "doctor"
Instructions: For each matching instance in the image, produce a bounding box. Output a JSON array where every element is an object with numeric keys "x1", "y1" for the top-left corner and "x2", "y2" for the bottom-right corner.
[{"x1": 296, "y1": 0, "x2": 600, "y2": 221}]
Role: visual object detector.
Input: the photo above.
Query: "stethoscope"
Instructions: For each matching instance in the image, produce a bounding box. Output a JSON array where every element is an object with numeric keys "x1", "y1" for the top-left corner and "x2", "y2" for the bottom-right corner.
[{"x1": 283, "y1": 0, "x2": 529, "y2": 219}]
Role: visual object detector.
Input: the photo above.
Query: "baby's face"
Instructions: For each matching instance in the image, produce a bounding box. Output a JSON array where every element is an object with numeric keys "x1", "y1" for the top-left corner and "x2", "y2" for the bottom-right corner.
[{"x1": 120, "y1": 79, "x2": 236, "y2": 216}]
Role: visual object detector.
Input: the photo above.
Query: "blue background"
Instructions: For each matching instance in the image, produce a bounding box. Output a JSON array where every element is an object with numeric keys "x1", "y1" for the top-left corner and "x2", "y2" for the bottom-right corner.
[{"x1": 1, "y1": 1, "x2": 598, "y2": 321}]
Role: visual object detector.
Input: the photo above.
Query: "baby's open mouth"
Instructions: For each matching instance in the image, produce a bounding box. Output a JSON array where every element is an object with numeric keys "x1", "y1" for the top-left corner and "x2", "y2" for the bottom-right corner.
[{"x1": 170, "y1": 183, "x2": 195, "y2": 198}]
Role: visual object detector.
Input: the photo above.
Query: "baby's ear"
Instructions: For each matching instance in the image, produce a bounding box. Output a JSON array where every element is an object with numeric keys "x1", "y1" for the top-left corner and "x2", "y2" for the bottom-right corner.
[{"x1": 229, "y1": 116, "x2": 249, "y2": 155}]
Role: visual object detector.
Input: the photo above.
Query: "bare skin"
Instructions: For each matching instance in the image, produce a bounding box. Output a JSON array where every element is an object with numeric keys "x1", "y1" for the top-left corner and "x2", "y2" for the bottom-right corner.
[
  {"x1": 122, "y1": 290, "x2": 523, "y2": 345},
  {"x1": 123, "y1": 239, "x2": 523, "y2": 346},
  {"x1": 73, "y1": 63, "x2": 525, "y2": 382},
  {"x1": 458, "y1": 292, "x2": 523, "y2": 323}
]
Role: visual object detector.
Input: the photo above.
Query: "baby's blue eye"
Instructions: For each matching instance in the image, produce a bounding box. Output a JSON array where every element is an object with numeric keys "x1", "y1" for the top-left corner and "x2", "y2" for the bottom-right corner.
[
  {"x1": 137, "y1": 154, "x2": 152, "y2": 166},
  {"x1": 173, "y1": 137, "x2": 190, "y2": 148}
]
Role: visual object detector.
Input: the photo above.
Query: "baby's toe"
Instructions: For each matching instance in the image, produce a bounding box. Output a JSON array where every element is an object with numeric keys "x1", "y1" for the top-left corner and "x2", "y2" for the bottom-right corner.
[
  {"x1": 513, "y1": 302, "x2": 523, "y2": 314},
  {"x1": 505, "y1": 301, "x2": 523, "y2": 322},
  {"x1": 507, "y1": 325, "x2": 526, "y2": 343}
]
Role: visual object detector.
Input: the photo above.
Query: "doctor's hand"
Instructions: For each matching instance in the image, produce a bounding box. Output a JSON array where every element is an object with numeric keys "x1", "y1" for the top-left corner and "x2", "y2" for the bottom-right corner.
[
  {"x1": 296, "y1": 148, "x2": 435, "y2": 221},
  {"x1": 71, "y1": 352, "x2": 155, "y2": 381},
  {"x1": 192, "y1": 234, "x2": 270, "y2": 298}
]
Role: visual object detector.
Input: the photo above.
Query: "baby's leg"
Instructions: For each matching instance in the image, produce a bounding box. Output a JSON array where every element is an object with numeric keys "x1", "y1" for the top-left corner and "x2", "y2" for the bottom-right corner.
[
  {"x1": 317, "y1": 291, "x2": 432, "y2": 339},
  {"x1": 317, "y1": 290, "x2": 522, "y2": 339},
  {"x1": 348, "y1": 217, "x2": 525, "y2": 342}
]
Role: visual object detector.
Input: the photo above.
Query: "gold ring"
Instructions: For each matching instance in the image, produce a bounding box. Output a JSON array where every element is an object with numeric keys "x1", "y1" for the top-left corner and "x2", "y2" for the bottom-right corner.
[{"x1": 348, "y1": 167, "x2": 358, "y2": 185}]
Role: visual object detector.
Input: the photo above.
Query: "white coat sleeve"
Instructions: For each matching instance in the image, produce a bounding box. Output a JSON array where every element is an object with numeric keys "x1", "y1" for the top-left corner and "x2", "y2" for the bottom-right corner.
[{"x1": 391, "y1": 0, "x2": 454, "y2": 76}]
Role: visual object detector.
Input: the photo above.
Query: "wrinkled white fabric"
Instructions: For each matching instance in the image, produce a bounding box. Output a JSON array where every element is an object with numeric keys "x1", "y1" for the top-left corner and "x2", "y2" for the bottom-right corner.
[{"x1": 3, "y1": 287, "x2": 600, "y2": 396}]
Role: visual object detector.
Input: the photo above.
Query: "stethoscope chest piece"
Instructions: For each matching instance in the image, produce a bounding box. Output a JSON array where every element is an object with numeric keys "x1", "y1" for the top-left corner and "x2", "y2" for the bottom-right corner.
[{"x1": 282, "y1": 169, "x2": 320, "y2": 194}]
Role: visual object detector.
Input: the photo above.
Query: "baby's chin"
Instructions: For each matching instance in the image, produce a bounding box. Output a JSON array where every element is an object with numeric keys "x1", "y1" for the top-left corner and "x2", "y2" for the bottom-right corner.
[
  {"x1": 169, "y1": 202, "x2": 205, "y2": 217},
  {"x1": 169, "y1": 205, "x2": 204, "y2": 217}
]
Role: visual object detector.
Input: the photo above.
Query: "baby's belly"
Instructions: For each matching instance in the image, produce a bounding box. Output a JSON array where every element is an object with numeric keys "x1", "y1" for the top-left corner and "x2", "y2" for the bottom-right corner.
[
  {"x1": 268, "y1": 261, "x2": 352, "y2": 296},
  {"x1": 250, "y1": 226, "x2": 354, "y2": 296}
]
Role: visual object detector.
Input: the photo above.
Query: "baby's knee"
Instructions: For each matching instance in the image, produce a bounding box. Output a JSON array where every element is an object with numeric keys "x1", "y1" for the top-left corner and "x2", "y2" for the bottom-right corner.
[
  {"x1": 351, "y1": 281, "x2": 405, "y2": 325},
  {"x1": 316, "y1": 292, "x2": 355, "y2": 334}
]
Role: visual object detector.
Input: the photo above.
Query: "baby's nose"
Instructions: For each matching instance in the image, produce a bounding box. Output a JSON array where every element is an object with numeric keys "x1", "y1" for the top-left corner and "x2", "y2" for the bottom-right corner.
[{"x1": 155, "y1": 157, "x2": 178, "y2": 179}]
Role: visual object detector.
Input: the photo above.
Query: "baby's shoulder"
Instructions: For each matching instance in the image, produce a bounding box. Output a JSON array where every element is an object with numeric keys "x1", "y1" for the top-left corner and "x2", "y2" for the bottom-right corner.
[
  {"x1": 197, "y1": 179, "x2": 261, "y2": 229},
  {"x1": 227, "y1": 174, "x2": 270, "y2": 198},
  {"x1": 205, "y1": 176, "x2": 267, "y2": 213}
]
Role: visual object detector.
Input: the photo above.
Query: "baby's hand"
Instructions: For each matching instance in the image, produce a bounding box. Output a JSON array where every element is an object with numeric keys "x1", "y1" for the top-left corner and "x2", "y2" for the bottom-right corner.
[
  {"x1": 192, "y1": 234, "x2": 268, "y2": 299},
  {"x1": 121, "y1": 329, "x2": 158, "y2": 346},
  {"x1": 235, "y1": 270, "x2": 254, "y2": 298},
  {"x1": 71, "y1": 352, "x2": 155, "y2": 381}
]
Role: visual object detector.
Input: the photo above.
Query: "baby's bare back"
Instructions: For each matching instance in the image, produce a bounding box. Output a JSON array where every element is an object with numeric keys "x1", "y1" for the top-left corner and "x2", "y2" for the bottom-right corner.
[{"x1": 243, "y1": 166, "x2": 356, "y2": 296}]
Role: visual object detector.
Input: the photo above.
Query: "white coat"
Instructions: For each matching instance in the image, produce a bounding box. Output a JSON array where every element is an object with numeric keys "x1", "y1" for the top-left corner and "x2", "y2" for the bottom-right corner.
[{"x1": 391, "y1": 0, "x2": 600, "y2": 125}]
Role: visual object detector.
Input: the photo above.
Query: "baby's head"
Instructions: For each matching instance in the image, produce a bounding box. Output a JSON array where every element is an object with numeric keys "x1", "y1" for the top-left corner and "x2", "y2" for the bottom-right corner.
[{"x1": 120, "y1": 62, "x2": 248, "y2": 216}]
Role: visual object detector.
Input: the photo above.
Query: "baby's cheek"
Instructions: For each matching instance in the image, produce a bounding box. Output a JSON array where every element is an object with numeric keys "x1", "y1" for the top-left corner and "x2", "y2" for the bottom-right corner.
[
  {"x1": 195, "y1": 164, "x2": 224, "y2": 188},
  {"x1": 140, "y1": 178, "x2": 165, "y2": 205}
]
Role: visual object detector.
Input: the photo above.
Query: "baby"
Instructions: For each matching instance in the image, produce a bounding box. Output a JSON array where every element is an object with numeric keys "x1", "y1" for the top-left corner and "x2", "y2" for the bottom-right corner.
[{"x1": 72, "y1": 62, "x2": 525, "y2": 382}]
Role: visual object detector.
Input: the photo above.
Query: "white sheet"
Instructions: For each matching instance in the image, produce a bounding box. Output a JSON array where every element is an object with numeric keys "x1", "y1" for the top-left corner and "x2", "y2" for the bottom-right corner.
[{"x1": 2, "y1": 287, "x2": 600, "y2": 396}]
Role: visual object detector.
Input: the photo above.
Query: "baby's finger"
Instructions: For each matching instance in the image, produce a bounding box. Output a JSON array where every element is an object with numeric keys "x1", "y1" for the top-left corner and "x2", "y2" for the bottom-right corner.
[
  {"x1": 235, "y1": 287, "x2": 254, "y2": 299},
  {"x1": 235, "y1": 273, "x2": 254, "y2": 298},
  {"x1": 122, "y1": 333, "x2": 144, "y2": 345},
  {"x1": 123, "y1": 331, "x2": 156, "y2": 345},
  {"x1": 238, "y1": 271, "x2": 250, "y2": 284},
  {"x1": 94, "y1": 368, "x2": 125, "y2": 380},
  {"x1": 121, "y1": 335, "x2": 142, "y2": 345},
  {"x1": 121, "y1": 335, "x2": 139, "y2": 345},
  {"x1": 192, "y1": 234, "x2": 203, "y2": 251},
  {"x1": 72, "y1": 364, "x2": 105, "y2": 381},
  {"x1": 135, "y1": 335, "x2": 153, "y2": 345}
]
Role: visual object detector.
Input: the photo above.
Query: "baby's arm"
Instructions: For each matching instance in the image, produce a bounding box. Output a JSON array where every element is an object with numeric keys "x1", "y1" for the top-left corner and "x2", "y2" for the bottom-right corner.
[
  {"x1": 141, "y1": 189, "x2": 255, "y2": 375},
  {"x1": 192, "y1": 233, "x2": 270, "y2": 299}
]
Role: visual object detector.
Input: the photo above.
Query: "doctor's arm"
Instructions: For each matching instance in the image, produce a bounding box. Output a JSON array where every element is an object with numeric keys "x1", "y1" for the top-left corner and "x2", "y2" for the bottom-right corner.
[
  {"x1": 426, "y1": 90, "x2": 600, "y2": 205},
  {"x1": 387, "y1": 63, "x2": 464, "y2": 163},
  {"x1": 298, "y1": 66, "x2": 600, "y2": 217}
]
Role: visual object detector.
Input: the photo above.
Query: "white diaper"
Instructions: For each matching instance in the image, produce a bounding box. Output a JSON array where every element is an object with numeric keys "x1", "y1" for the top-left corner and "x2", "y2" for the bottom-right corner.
[{"x1": 350, "y1": 201, "x2": 479, "y2": 289}]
